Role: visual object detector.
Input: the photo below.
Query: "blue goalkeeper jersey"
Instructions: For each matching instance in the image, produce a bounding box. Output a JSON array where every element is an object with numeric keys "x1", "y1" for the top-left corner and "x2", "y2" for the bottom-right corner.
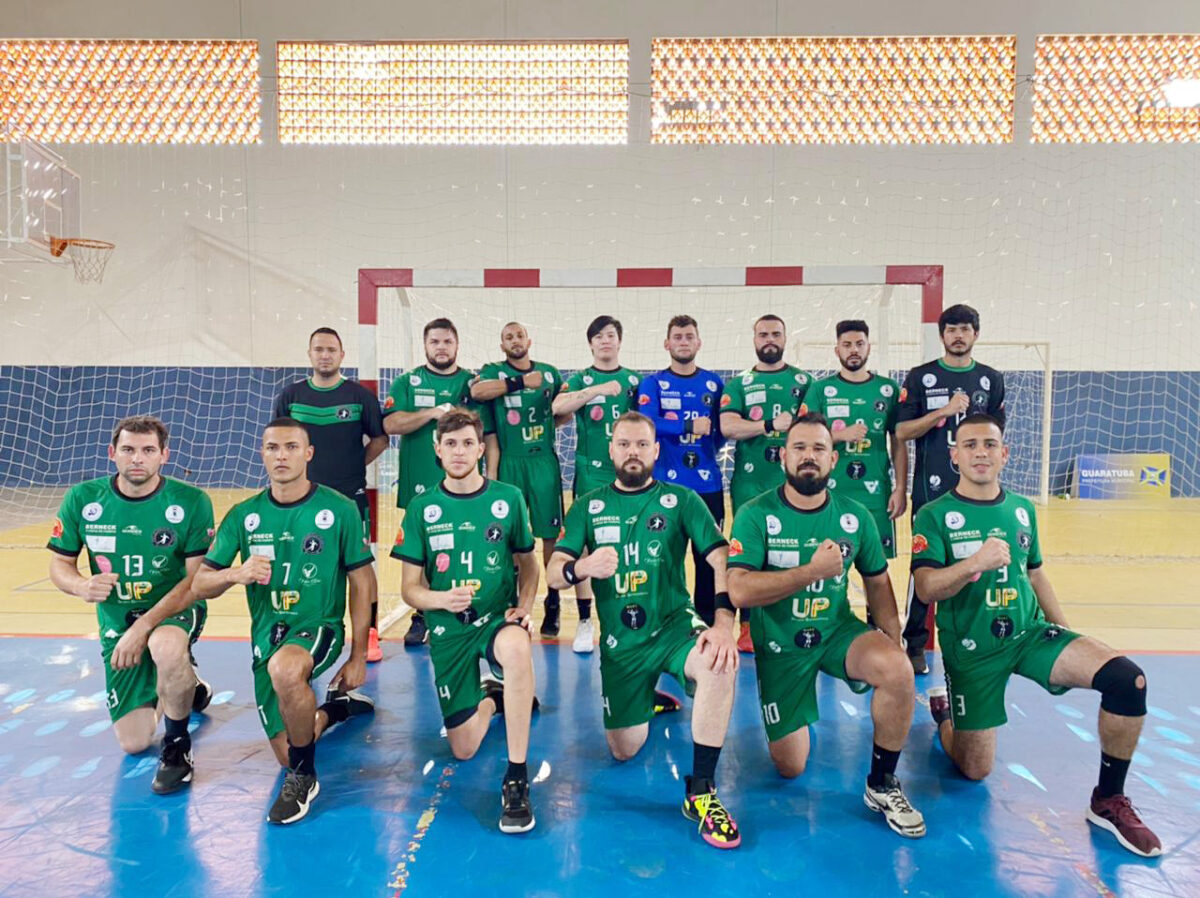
[{"x1": 636, "y1": 367, "x2": 726, "y2": 495}]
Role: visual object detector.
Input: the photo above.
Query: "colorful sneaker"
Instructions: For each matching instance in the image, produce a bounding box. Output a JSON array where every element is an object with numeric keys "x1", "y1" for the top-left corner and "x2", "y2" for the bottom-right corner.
[
  {"x1": 682, "y1": 777, "x2": 742, "y2": 849},
  {"x1": 191, "y1": 674, "x2": 213, "y2": 713},
  {"x1": 404, "y1": 613, "x2": 429, "y2": 647},
  {"x1": 539, "y1": 599, "x2": 560, "y2": 638},
  {"x1": 1087, "y1": 788, "x2": 1162, "y2": 857},
  {"x1": 572, "y1": 618, "x2": 595, "y2": 654},
  {"x1": 653, "y1": 689, "x2": 681, "y2": 715},
  {"x1": 499, "y1": 778, "x2": 535, "y2": 833},
  {"x1": 928, "y1": 686, "x2": 951, "y2": 725},
  {"x1": 267, "y1": 770, "x2": 320, "y2": 824},
  {"x1": 151, "y1": 736, "x2": 194, "y2": 794},
  {"x1": 864, "y1": 774, "x2": 926, "y2": 838},
  {"x1": 366, "y1": 627, "x2": 383, "y2": 663},
  {"x1": 737, "y1": 621, "x2": 754, "y2": 654}
]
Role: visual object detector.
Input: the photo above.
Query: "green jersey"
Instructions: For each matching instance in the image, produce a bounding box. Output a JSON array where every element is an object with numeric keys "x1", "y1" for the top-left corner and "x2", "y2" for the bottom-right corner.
[
  {"x1": 391, "y1": 479, "x2": 535, "y2": 640},
  {"x1": 803, "y1": 373, "x2": 900, "y2": 511},
  {"x1": 564, "y1": 366, "x2": 641, "y2": 490},
  {"x1": 204, "y1": 483, "x2": 373, "y2": 659},
  {"x1": 48, "y1": 475, "x2": 214, "y2": 638},
  {"x1": 385, "y1": 365, "x2": 489, "y2": 508},
  {"x1": 728, "y1": 488, "x2": 887, "y2": 654},
  {"x1": 911, "y1": 489, "x2": 1044, "y2": 657},
  {"x1": 556, "y1": 481, "x2": 726, "y2": 657},
  {"x1": 721, "y1": 365, "x2": 812, "y2": 508},
  {"x1": 478, "y1": 360, "x2": 563, "y2": 459}
]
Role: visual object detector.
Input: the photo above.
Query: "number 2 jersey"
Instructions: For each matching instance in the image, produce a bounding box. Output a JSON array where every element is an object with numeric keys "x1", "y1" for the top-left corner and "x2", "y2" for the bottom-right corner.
[
  {"x1": 204, "y1": 483, "x2": 373, "y2": 660},
  {"x1": 48, "y1": 475, "x2": 214, "y2": 639},
  {"x1": 477, "y1": 360, "x2": 563, "y2": 461}
]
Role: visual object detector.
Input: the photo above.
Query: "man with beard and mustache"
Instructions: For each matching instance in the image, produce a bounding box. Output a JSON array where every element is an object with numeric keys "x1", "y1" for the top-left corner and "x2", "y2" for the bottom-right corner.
[
  {"x1": 471, "y1": 322, "x2": 568, "y2": 638},
  {"x1": 720, "y1": 314, "x2": 812, "y2": 651},
  {"x1": 802, "y1": 321, "x2": 906, "y2": 560},
  {"x1": 273, "y1": 328, "x2": 387, "y2": 661},
  {"x1": 637, "y1": 315, "x2": 727, "y2": 626},
  {"x1": 728, "y1": 413, "x2": 925, "y2": 839},
  {"x1": 546, "y1": 412, "x2": 742, "y2": 850},
  {"x1": 385, "y1": 318, "x2": 494, "y2": 646},
  {"x1": 896, "y1": 304, "x2": 1006, "y2": 675}
]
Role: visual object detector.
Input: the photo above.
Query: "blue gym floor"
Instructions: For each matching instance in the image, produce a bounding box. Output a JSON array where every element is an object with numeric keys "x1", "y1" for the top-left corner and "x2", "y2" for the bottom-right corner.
[{"x1": 0, "y1": 638, "x2": 1196, "y2": 898}]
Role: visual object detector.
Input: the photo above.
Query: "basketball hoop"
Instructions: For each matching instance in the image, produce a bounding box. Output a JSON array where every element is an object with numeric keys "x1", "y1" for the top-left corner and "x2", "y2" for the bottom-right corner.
[{"x1": 49, "y1": 237, "x2": 116, "y2": 284}]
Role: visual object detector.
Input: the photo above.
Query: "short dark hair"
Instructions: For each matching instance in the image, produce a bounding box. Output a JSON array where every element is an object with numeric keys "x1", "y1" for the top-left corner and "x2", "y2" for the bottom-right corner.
[
  {"x1": 612, "y1": 411, "x2": 655, "y2": 437},
  {"x1": 309, "y1": 327, "x2": 342, "y2": 347},
  {"x1": 111, "y1": 415, "x2": 169, "y2": 450},
  {"x1": 754, "y1": 314, "x2": 785, "y2": 329},
  {"x1": 938, "y1": 304, "x2": 980, "y2": 334},
  {"x1": 785, "y1": 411, "x2": 832, "y2": 440},
  {"x1": 264, "y1": 416, "x2": 311, "y2": 443},
  {"x1": 587, "y1": 315, "x2": 623, "y2": 342},
  {"x1": 423, "y1": 318, "x2": 458, "y2": 340},
  {"x1": 436, "y1": 407, "x2": 484, "y2": 442},
  {"x1": 666, "y1": 314, "x2": 698, "y2": 336},
  {"x1": 957, "y1": 412, "x2": 1005, "y2": 435},
  {"x1": 836, "y1": 319, "x2": 869, "y2": 338}
]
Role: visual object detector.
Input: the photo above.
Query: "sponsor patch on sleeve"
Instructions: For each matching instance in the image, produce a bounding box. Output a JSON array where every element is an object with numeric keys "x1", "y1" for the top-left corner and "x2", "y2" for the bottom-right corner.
[
  {"x1": 384, "y1": 395, "x2": 395, "y2": 410},
  {"x1": 899, "y1": 388, "x2": 908, "y2": 403},
  {"x1": 912, "y1": 533, "x2": 929, "y2": 554},
  {"x1": 638, "y1": 394, "x2": 650, "y2": 406},
  {"x1": 729, "y1": 537, "x2": 744, "y2": 557},
  {"x1": 51, "y1": 518, "x2": 63, "y2": 539}
]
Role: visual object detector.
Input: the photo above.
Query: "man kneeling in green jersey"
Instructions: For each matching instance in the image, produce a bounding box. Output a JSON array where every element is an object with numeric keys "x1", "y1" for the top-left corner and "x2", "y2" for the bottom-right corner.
[
  {"x1": 393, "y1": 408, "x2": 541, "y2": 834},
  {"x1": 914, "y1": 414, "x2": 1161, "y2": 857},
  {"x1": 47, "y1": 415, "x2": 216, "y2": 795},
  {"x1": 547, "y1": 412, "x2": 743, "y2": 850},
  {"x1": 728, "y1": 413, "x2": 926, "y2": 839},
  {"x1": 194, "y1": 417, "x2": 377, "y2": 825}
]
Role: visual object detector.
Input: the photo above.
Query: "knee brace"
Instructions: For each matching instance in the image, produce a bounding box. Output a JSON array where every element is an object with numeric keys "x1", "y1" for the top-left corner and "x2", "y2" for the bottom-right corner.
[{"x1": 1091, "y1": 656, "x2": 1146, "y2": 717}]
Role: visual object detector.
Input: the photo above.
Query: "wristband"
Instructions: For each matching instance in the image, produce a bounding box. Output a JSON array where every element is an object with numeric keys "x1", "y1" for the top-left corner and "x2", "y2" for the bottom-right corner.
[
  {"x1": 714, "y1": 591, "x2": 734, "y2": 613},
  {"x1": 563, "y1": 560, "x2": 580, "y2": 585},
  {"x1": 763, "y1": 419, "x2": 774, "y2": 436},
  {"x1": 504, "y1": 375, "x2": 524, "y2": 394}
]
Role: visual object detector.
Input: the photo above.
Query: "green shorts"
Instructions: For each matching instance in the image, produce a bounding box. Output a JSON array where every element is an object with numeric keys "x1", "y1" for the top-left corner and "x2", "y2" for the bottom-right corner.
[
  {"x1": 100, "y1": 602, "x2": 208, "y2": 723},
  {"x1": 941, "y1": 620, "x2": 1081, "y2": 731},
  {"x1": 867, "y1": 505, "x2": 896, "y2": 559},
  {"x1": 252, "y1": 622, "x2": 344, "y2": 738},
  {"x1": 730, "y1": 477, "x2": 776, "y2": 517},
  {"x1": 599, "y1": 614, "x2": 700, "y2": 730},
  {"x1": 430, "y1": 612, "x2": 525, "y2": 727},
  {"x1": 753, "y1": 615, "x2": 872, "y2": 742},
  {"x1": 573, "y1": 466, "x2": 613, "y2": 500},
  {"x1": 498, "y1": 455, "x2": 563, "y2": 539}
]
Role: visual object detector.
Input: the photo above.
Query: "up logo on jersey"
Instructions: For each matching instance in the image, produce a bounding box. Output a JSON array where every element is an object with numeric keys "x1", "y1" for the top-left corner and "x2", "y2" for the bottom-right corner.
[
  {"x1": 315, "y1": 509, "x2": 335, "y2": 530},
  {"x1": 82, "y1": 502, "x2": 103, "y2": 522}
]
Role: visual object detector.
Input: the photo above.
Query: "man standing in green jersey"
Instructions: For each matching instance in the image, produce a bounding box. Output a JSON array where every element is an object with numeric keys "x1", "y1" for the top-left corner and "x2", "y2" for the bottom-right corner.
[
  {"x1": 913, "y1": 414, "x2": 1161, "y2": 857},
  {"x1": 802, "y1": 320, "x2": 907, "y2": 561},
  {"x1": 470, "y1": 321, "x2": 568, "y2": 639},
  {"x1": 273, "y1": 327, "x2": 387, "y2": 662},
  {"x1": 551, "y1": 315, "x2": 641, "y2": 654},
  {"x1": 728, "y1": 413, "x2": 925, "y2": 839},
  {"x1": 47, "y1": 415, "x2": 215, "y2": 795},
  {"x1": 720, "y1": 313, "x2": 813, "y2": 652},
  {"x1": 393, "y1": 408, "x2": 540, "y2": 834},
  {"x1": 384, "y1": 317, "x2": 494, "y2": 648},
  {"x1": 546, "y1": 412, "x2": 743, "y2": 850},
  {"x1": 194, "y1": 417, "x2": 377, "y2": 825}
]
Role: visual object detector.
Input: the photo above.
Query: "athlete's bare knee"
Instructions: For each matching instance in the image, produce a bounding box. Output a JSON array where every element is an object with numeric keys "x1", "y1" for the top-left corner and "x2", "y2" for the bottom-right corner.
[
  {"x1": 956, "y1": 755, "x2": 993, "y2": 781},
  {"x1": 115, "y1": 726, "x2": 154, "y2": 755},
  {"x1": 773, "y1": 754, "x2": 807, "y2": 779}
]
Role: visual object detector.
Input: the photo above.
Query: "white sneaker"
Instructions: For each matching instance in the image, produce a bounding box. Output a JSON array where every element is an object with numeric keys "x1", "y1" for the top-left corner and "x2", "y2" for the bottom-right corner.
[
  {"x1": 572, "y1": 619, "x2": 595, "y2": 654},
  {"x1": 864, "y1": 774, "x2": 926, "y2": 838}
]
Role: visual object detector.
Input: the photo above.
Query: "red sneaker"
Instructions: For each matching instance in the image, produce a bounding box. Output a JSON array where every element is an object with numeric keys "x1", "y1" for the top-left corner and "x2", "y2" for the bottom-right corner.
[
  {"x1": 1087, "y1": 788, "x2": 1162, "y2": 857},
  {"x1": 737, "y1": 621, "x2": 754, "y2": 654},
  {"x1": 366, "y1": 627, "x2": 383, "y2": 663}
]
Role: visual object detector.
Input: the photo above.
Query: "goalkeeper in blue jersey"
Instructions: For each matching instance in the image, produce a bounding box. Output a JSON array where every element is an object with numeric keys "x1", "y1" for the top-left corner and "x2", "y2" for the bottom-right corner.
[{"x1": 636, "y1": 315, "x2": 728, "y2": 625}]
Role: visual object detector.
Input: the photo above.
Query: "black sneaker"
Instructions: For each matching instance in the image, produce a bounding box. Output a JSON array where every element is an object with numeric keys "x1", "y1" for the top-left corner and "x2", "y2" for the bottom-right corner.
[
  {"x1": 483, "y1": 678, "x2": 539, "y2": 716},
  {"x1": 499, "y1": 778, "x2": 535, "y2": 833},
  {"x1": 654, "y1": 689, "x2": 682, "y2": 715},
  {"x1": 267, "y1": 770, "x2": 320, "y2": 824},
  {"x1": 539, "y1": 600, "x2": 560, "y2": 638},
  {"x1": 322, "y1": 687, "x2": 376, "y2": 728},
  {"x1": 192, "y1": 675, "x2": 213, "y2": 713},
  {"x1": 151, "y1": 736, "x2": 194, "y2": 795},
  {"x1": 909, "y1": 653, "x2": 929, "y2": 676},
  {"x1": 404, "y1": 613, "x2": 429, "y2": 647}
]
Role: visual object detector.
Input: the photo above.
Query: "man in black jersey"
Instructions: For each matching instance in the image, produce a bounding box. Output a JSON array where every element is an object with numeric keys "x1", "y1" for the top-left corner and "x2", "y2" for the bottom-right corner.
[
  {"x1": 895, "y1": 305, "x2": 1006, "y2": 673},
  {"x1": 273, "y1": 327, "x2": 388, "y2": 661}
]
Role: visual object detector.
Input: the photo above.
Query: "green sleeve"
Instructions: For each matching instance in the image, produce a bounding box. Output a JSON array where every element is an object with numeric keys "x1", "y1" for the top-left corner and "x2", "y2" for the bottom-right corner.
[
  {"x1": 393, "y1": 501, "x2": 427, "y2": 564},
  {"x1": 47, "y1": 486, "x2": 83, "y2": 556},
  {"x1": 682, "y1": 488, "x2": 727, "y2": 556},
  {"x1": 727, "y1": 504, "x2": 767, "y2": 570},
  {"x1": 385, "y1": 374, "x2": 412, "y2": 416},
  {"x1": 204, "y1": 507, "x2": 243, "y2": 569},
  {"x1": 804, "y1": 382, "x2": 827, "y2": 417},
  {"x1": 510, "y1": 493, "x2": 536, "y2": 554},
  {"x1": 544, "y1": 364, "x2": 564, "y2": 394},
  {"x1": 853, "y1": 509, "x2": 889, "y2": 576},
  {"x1": 339, "y1": 497, "x2": 374, "y2": 570},
  {"x1": 479, "y1": 362, "x2": 503, "y2": 381},
  {"x1": 794, "y1": 370, "x2": 812, "y2": 411},
  {"x1": 184, "y1": 490, "x2": 216, "y2": 557},
  {"x1": 1026, "y1": 502, "x2": 1043, "y2": 569},
  {"x1": 884, "y1": 379, "x2": 900, "y2": 433},
  {"x1": 720, "y1": 375, "x2": 746, "y2": 415},
  {"x1": 556, "y1": 498, "x2": 589, "y2": 558},
  {"x1": 910, "y1": 504, "x2": 949, "y2": 570},
  {"x1": 565, "y1": 370, "x2": 584, "y2": 393}
]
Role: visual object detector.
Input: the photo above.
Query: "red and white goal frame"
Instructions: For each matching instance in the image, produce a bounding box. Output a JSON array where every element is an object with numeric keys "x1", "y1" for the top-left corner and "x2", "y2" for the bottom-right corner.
[{"x1": 356, "y1": 263, "x2": 944, "y2": 548}]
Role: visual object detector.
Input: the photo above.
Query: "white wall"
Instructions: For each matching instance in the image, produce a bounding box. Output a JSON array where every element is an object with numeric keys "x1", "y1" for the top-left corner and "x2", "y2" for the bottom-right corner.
[{"x1": 3, "y1": 0, "x2": 1199, "y2": 370}]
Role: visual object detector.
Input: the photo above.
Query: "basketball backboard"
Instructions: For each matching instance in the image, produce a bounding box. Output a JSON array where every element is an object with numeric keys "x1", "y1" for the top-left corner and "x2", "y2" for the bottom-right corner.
[{"x1": 1, "y1": 131, "x2": 81, "y2": 262}]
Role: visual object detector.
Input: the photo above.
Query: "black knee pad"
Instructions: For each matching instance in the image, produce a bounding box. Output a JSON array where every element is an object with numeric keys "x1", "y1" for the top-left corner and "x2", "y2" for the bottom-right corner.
[{"x1": 1092, "y1": 656, "x2": 1146, "y2": 717}]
